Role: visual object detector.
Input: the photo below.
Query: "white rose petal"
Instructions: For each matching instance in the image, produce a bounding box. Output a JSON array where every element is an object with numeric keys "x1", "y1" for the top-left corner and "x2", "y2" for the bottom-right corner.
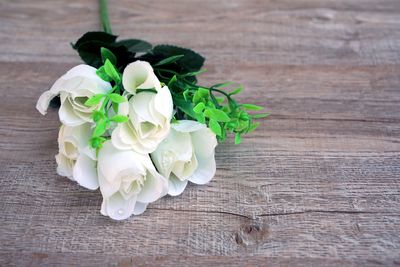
[
  {"x1": 122, "y1": 61, "x2": 161, "y2": 94},
  {"x1": 151, "y1": 120, "x2": 217, "y2": 196},
  {"x1": 56, "y1": 123, "x2": 98, "y2": 190},
  {"x1": 36, "y1": 64, "x2": 112, "y2": 126},
  {"x1": 98, "y1": 141, "x2": 168, "y2": 220},
  {"x1": 112, "y1": 62, "x2": 173, "y2": 154}
]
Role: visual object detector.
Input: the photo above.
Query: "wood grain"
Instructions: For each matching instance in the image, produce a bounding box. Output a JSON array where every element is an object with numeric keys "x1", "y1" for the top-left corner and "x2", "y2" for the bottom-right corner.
[{"x1": 0, "y1": 0, "x2": 400, "y2": 266}]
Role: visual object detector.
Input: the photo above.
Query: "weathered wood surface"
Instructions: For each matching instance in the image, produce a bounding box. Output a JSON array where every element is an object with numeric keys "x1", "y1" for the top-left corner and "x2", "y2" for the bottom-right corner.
[{"x1": 1, "y1": 0, "x2": 400, "y2": 266}]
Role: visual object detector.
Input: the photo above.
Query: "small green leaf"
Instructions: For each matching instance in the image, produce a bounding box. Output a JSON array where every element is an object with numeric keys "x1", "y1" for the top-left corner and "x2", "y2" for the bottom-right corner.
[
  {"x1": 93, "y1": 119, "x2": 107, "y2": 137},
  {"x1": 154, "y1": 55, "x2": 184, "y2": 66},
  {"x1": 213, "y1": 81, "x2": 233, "y2": 88},
  {"x1": 209, "y1": 119, "x2": 222, "y2": 136},
  {"x1": 85, "y1": 94, "x2": 104, "y2": 106},
  {"x1": 247, "y1": 122, "x2": 260, "y2": 133},
  {"x1": 92, "y1": 111, "x2": 105, "y2": 122},
  {"x1": 195, "y1": 113, "x2": 206, "y2": 124},
  {"x1": 242, "y1": 104, "x2": 264, "y2": 111},
  {"x1": 108, "y1": 93, "x2": 126, "y2": 103},
  {"x1": 216, "y1": 97, "x2": 225, "y2": 104},
  {"x1": 198, "y1": 88, "x2": 210, "y2": 98},
  {"x1": 229, "y1": 85, "x2": 243, "y2": 95},
  {"x1": 251, "y1": 113, "x2": 270, "y2": 119},
  {"x1": 90, "y1": 136, "x2": 106, "y2": 149},
  {"x1": 96, "y1": 66, "x2": 112, "y2": 82},
  {"x1": 204, "y1": 108, "x2": 231, "y2": 122},
  {"x1": 104, "y1": 59, "x2": 121, "y2": 83},
  {"x1": 193, "y1": 102, "x2": 205, "y2": 114},
  {"x1": 183, "y1": 89, "x2": 190, "y2": 101},
  {"x1": 110, "y1": 115, "x2": 129, "y2": 123},
  {"x1": 180, "y1": 69, "x2": 207, "y2": 77},
  {"x1": 100, "y1": 47, "x2": 117, "y2": 65},
  {"x1": 234, "y1": 133, "x2": 242, "y2": 144}
]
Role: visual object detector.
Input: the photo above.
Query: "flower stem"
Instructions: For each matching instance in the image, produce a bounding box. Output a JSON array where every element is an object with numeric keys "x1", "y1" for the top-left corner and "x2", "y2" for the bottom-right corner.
[{"x1": 99, "y1": 0, "x2": 112, "y2": 34}]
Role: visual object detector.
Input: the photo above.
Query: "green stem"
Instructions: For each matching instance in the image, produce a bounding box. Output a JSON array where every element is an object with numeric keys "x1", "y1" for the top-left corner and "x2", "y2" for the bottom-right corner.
[{"x1": 99, "y1": 0, "x2": 112, "y2": 34}]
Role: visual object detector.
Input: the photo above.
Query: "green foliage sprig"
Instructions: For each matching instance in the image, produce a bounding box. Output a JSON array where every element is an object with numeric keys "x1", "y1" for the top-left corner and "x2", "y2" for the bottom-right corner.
[{"x1": 71, "y1": 32, "x2": 268, "y2": 145}]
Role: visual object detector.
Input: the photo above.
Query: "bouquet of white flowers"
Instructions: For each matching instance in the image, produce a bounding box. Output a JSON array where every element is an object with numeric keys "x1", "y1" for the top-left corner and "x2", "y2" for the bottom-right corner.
[{"x1": 36, "y1": 0, "x2": 268, "y2": 220}]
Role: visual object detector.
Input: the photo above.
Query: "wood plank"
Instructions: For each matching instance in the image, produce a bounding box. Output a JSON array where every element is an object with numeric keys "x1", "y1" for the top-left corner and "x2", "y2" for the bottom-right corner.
[{"x1": 0, "y1": 0, "x2": 400, "y2": 265}]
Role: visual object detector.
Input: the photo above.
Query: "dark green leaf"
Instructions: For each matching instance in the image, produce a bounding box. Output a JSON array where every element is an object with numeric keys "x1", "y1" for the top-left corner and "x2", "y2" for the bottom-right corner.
[
  {"x1": 101, "y1": 47, "x2": 117, "y2": 65},
  {"x1": 85, "y1": 94, "x2": 104, "y2": 106},
  {"x1": 72, "y1": 32, "x2": 117, "y2": 50},
  {"x1": 209, "y1": 119, "x2": 222, "y2": 136},
  {"x1": 154, "y1": 55, "x2": 184, "y2": 66},
  {"x1": 108, "y1": 93, "x2": 126, "y2": 103},
  {"x1": 115, "y1": 39, "x2": 152, "y2": 53},
  {"x1": 204, "y1": 108, "x2": 231, "y2": 122}
]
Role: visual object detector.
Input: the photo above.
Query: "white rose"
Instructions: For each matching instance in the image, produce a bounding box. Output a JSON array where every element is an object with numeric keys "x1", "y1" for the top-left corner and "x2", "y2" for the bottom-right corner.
[
  {"x1": 122, "y1": 60, "x2": 161, "y2": 94},
  {"x1": 56, "y1": 123, "x2": 99, "y2": 190},
  {"x1": 98, "y1": 141, "x2": 168, "y2": 220},
  {"x1": 36, "y1": 64, "x2": 112, "y2": 126},
  {"x1": 111, "y1": 61, "x2": 173, "y2": 154},
  {"x1": 151, "y1": 120, "x2": 217, "y2": 196}
]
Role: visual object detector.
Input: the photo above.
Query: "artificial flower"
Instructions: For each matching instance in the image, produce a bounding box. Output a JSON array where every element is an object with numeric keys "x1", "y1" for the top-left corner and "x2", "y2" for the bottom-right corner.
[
  {"x1": 151, "y1": 120, "x2": 217, "y2": 196},
  {"x1": 36, "y1": 64, "x2": 112, "y2": 126},
  {"x1": 111, "y1": 61, "x2": 173, "y2": 154},
  {"x1": 56, "y1": 123, "x2": 98, "y2": 190},
  {"x1": 98, "y1": 141, "x2": 168, "y2": 220}
]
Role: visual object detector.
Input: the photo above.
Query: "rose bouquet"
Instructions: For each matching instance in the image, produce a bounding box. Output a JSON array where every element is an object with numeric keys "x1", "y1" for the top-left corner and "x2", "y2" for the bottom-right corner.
[{"x1": 36, "y1": 0, "x2": 268, "y2": 220}]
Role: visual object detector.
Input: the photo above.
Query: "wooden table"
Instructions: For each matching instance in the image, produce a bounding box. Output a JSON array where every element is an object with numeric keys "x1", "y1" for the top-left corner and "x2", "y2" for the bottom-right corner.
[{"x1": 1, "y1": 0, "x2": 399, "y2": 266}]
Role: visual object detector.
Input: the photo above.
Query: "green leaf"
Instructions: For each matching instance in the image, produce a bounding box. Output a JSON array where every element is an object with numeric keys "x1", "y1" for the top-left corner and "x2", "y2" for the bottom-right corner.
[
  {"x1": 247, "y1": 122, "x2": 260, "y2": 133},
  {"x1": 115, "y1": 39, "x2": 152, "y2": 53},
  {"x1": 195, "y1": 113, "x2": 206, "y2": 124},
  {"x1": 85, "y1": 94, "x2": 104, "y2": 106},
  {"x1": 110, "y1": 115, "x2": 129, "y2": 123},
  {"x1": 173, "y1": 96, "x2": 197, "y2": 119},
  {"x1": 101, "y1": 47, "x2": 117, "y2": 65},
  {"x1": 242, "y1": 104, "x2": 264, "y2": 111},
  {"x1": 93, "y1": 119, "x2": 107, "y2": 137},
  {"x1": 96, "y1": 66, "x2": 112, "y2": 82},
  {"x1": 213, "y1": 81, "x2": 233, "y2": 88},
  {"x1": 92, "y1": 111, "x2": 105, "y2": 122},
  {"x1": 193, "y1": 102, "x2": 205, "y2": 114},
  {"x1": 234, "y1": 133, "x2": 242, "y2": 144},
  {"x1": 104, "y1": 59, "x2": 121, "y2": 83},
  {"x1": 204, "y1": 108, "x2": 231, "y2": 122},
  {"x1": 229, "y1": 85, "x2": 243, "y2": 95},
  {"x1": 251, "y1": 113, "x2": 270, "y2": 119},
  {"x1": 180, "y1": 69, "x2": 207, "y2": 77},
  {"x1": 73, "y1": 32, "x2": 117, "y2": 50},
  {"x1": 72, "y1": 32, "x2": 119, "y2": 68},
  {"x1": 108, "y1": 93, "x2": 126, "y2": 103},
  {"x1": 154, "y1": 55, "x2": 184, "y2": 66},
  {"x1": 209, "y1": 119, "x2": 222, "y2": 136},
  {"x1": 90, "y1": 136, "x2": 106, "y2": 149},
  {"x1": 193, "y1": 88, "x2": 210, "y2": 104}
]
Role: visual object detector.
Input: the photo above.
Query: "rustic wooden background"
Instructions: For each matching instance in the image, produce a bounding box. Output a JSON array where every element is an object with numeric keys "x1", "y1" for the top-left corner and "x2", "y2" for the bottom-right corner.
[{"x1": 1, "y1": 0, "x2": 400, "y2": 266}]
